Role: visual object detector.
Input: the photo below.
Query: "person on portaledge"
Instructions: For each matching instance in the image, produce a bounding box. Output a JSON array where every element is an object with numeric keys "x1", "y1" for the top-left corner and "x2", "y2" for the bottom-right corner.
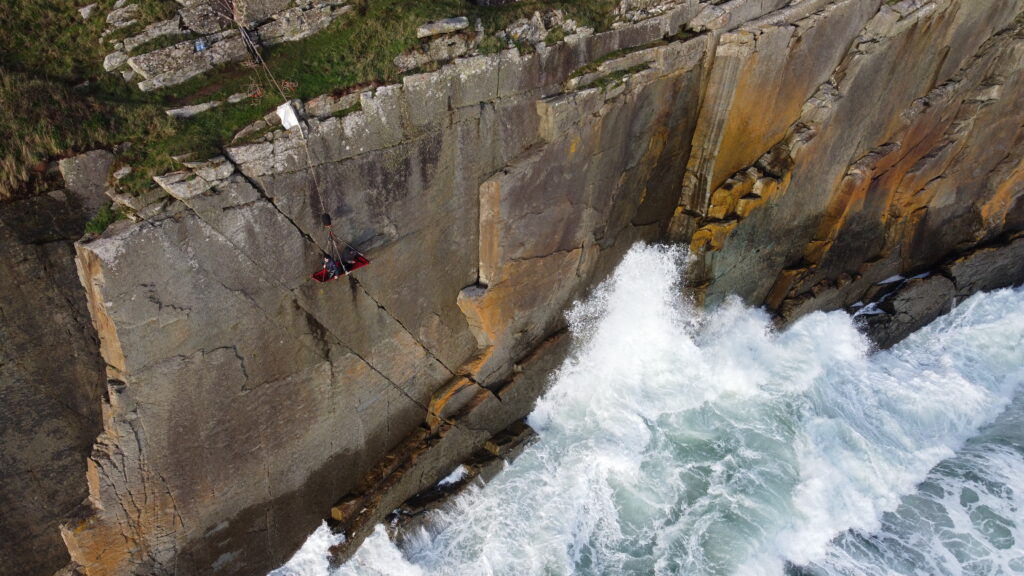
[{"x1": 322, "y1": 255, "x2": 342, "y2": 279}]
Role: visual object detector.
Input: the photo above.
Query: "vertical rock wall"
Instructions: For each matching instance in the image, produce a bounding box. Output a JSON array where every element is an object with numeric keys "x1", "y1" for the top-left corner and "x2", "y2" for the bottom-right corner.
[
  {"x1": 0, "y1": 192, "x2": 106, "y2": 576},
  {"x1": 674, "y1": 0, "x2": 1024, "y2": 317},
  {"x1": 35, "y1": 0, "x2": 1024, "y2": 574}
]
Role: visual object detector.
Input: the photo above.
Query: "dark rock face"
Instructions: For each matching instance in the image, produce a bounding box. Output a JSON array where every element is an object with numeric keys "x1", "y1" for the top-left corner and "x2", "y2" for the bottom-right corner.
[
  {"x1": 0, "y1": 192, "x2": 106, "y2": 576},
  {"x1": 858, "y1": 275, "x2": 958, "y2": 350},
  {"x1": 675, "y1": 0, "x2": 1024, "y2": 317},
  {"x1": 858, "y1": 233, "x2": 1024, "y2": 348},
  {"x1": 3, "y1": 1, "x2": 1024, "y2": 575}
]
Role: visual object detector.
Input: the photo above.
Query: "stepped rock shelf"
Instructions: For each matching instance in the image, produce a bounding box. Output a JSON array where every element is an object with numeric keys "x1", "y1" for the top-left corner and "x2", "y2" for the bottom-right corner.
[
  {"x1": 2, "y1": 0, "x2": 1024, "y2": 575},
  {"x1": 101, "y1": 0, "x2": 352, "y2": 90}
]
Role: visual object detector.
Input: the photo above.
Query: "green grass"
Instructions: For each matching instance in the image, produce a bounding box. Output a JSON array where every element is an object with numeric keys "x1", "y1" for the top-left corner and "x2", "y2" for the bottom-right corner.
[
  {"x1": 127, "y1": 32, "x2": 198, "y2": 57},
  {"x1": 0, "y1": 0, "x2": 178, "y2": 199},
  {"x1": 0, "y1": 0, "x2": 179, "y2": 78},
  {"x1": 102, "y1": 0, "x2": 181, "y2": 45},
  {"x1": 117, "y1": 101, "x2": 269, "y2": 193},
  {"x1": 0, "y1": 69, "x2": 173, "y2": 198},
  {"x1": 1, "y1": 0, "x2": 618, "y2": 200},
  {"x1": 84, "y1": 202, "x2": 127, "y2": 234},
  {"x1": 477, "y1": 34, "x2": 503, "y2": 55},
  {"x1": 570, "y1": 40, "x2": 666, "y2": 78},
  {"x1": 579, "y1": 63, "x2": 650, "y2": 91},
  {"x1": 545, "y1": 26, "x2": 568, "y2": 45},
  {"x1": 333, "y1": 101, "x2": 363, "y2": 119}
]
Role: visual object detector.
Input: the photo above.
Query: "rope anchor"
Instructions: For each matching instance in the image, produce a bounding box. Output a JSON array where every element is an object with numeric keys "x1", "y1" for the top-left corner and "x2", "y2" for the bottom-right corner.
[{"x1": 219, "y1": 3, "x2": 370, "y2": 283}]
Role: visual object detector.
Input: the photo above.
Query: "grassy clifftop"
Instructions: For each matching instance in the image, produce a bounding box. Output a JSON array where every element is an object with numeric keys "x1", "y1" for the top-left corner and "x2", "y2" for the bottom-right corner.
[{"x1": 0, "y1": 0, "x2": 616, "y2": 202}]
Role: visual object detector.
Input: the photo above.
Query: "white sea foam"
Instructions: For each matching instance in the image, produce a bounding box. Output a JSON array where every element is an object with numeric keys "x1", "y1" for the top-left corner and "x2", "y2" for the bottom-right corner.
[
  {"x1": 270, "y1": 522, "x2": 345, "y2": 576},
  {"x1": 272, "y1": 244, "x2": 1024, "y2": 576},
  {"x1": 437, "y1": 465, "x2": 468, "y2": 487}
]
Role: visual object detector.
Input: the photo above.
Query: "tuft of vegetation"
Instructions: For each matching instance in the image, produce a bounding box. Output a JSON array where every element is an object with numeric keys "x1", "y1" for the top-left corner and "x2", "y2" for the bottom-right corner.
[
  {"x1": 545, "y1": 26, "x2": 568, "y2": 45},
  {"x1": 579, "y1": 63, "x2": 651, "y2": 91},
  {"x1": 570, "y1": 40, "x2": 666, "y2": 78},
  {"x1": 0, "y1": 0, "x2": 177, "y2": 200},
  {"x1": 665, "y1": 29, "x2": 696, "y2": 43},
  {"x1": 332, "y1": 101, "x2": 363, "y2": 119},
  {"x1": 0, "y1": 68, "x2": 173, "y2": 199},
  {"x1": 2, "y1": 0, "x2": 618, "y2": 200},
  {"x1": 476, "y1": 34, "x2": 503, "y2": 55},
  {"x1": 127, "y1": 32, "x2": 199, "y2": 57},
  {"x1": 84, "y1": 202, "x2": 127, "y2": 235}
]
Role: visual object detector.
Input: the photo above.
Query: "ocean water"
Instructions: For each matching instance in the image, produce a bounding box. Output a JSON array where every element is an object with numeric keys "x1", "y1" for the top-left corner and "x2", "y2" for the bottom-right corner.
[{"x1": 272, "y1": 244, "x2": 1024, "y2": 576}]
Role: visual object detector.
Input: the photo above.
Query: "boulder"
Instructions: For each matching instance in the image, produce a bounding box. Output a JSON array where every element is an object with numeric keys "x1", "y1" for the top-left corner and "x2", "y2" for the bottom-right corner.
[
  {"x1": 105, "y1": 3, "x2": 139, "y2": 28},
  {"x1": 232, "y1": 0, "x2": 292, "y2": 26},
  {"x1": 858, "y1": 275, "x2": 957, "y2": 349},
  {"x1": 122, "y1": 17, "x2": 184, "y2": 53},
  {"x1": 179, "y1": 2, "x2": 228, "y2": 34},
  {"x1": 130, "y1": 32, "x2": 248, "y2": 91},
  {"x1": 258, "y1": 4, "x2": 352, "y2": 46},
  {"x1": 945, "y1": 235, "x2": 1024, "y2": 299},
  {"x1": 58, "y1": 150, "x2": 114, "y2": 214},
  {"x1": 102, "y1": 51, "x2": 127, "y2": 71},
  {"x1": 503, "y1": 12, "x2": 547, "y2": 46},
  {"x1": 416, "y1": 16, "x2": 470, "y2": 38},
  {"x1": 79, "y1": 3, "x2": 97, "y2": 19},
  {"x1": 165, "y1": 100, "x2": 222, "y2": 118}
]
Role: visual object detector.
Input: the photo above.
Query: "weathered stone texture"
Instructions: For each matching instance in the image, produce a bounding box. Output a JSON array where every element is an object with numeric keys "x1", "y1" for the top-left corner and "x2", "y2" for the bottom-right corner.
[
  {"x1": 17, "y1": 1, "x2": 1024, "y2": 575},
  {"x1": 684, "y1": 0, "x2": 881, "y2": 210},
  {"x1": 122, "y1": 17, "x2": 184, "y2": 53},
  {"x1": 68, "y1": 197, "x2": 450, "y2": 574},
  {"x1": 417, "y1": 17, "x2": 470, "y2": 39},
  {"x1": 129, "y1": 31, "x2": 248, "y2": 91},
  {"x1": 233, "y1": 0, "x2": 292, "y2": 27},
  {"x1": 259, "y1": 4, "x2": 353, "y2": 46},
  {"x1": 944, "y1": 234, "x2": 1024, "y2": 299},
  {"x1": 107, "y1": 0, "x2": 352, "y2": 90},
  {"x1": 0, "y1": 192, "x2": 106, "y2": 576},
  {"x1": 681, "y1": 0, "x2": 1024, "y2": 317},
  {"x1": 860, "y1": 233, "x2": 1024, "y2": 347},
  {"x1": 58, "y1": 150, "x2": 116, "y2": 214},
  {"x1": 63, "y1": 5, "x2": 717, "y2": 573}
]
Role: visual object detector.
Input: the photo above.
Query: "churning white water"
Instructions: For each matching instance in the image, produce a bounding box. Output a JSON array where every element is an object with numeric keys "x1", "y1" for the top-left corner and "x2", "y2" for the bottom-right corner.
[{"x1": 272, "y1": 244, "x2": 1024, "y2": 576}]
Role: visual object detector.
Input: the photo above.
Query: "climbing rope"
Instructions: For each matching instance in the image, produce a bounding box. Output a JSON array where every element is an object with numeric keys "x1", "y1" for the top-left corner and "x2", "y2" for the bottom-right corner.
[
  {"x1": 218, "y1": 0, "x2": 355, "y2": 258},
  {"x1": 218, "y1": 0, "x2": 333, "y2": 233}
]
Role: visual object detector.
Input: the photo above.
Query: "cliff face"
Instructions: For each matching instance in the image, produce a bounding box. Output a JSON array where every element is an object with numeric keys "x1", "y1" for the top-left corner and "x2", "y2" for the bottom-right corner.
[
  {"x1": 674, "y1": 0, "x2": 1024, "y2": 319},
  {"x1": 4, "y1": 0, "x2": 1023, "y2": 575},
  {"x1": 0, "y1": 167, "x2": 108, "y2": 576}
]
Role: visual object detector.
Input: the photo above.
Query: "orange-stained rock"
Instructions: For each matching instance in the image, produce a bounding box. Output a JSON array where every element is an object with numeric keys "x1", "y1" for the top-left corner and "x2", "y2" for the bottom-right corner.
[
  {"x1": 690, "y1": 0, "x2": 1024, "y2": 311},
  {"x1": 13, "y1": 1, "x2": 1024, "y2": 575},
  {"x1": 425, "y1": 377, "x2": 480, "y2": 432}
]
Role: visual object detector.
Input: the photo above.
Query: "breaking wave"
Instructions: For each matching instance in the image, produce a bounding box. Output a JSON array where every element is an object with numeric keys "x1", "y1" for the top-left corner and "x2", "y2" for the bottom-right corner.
[{"x1": 273, "y1": 244, "x2": 1024, "y2": 576}]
